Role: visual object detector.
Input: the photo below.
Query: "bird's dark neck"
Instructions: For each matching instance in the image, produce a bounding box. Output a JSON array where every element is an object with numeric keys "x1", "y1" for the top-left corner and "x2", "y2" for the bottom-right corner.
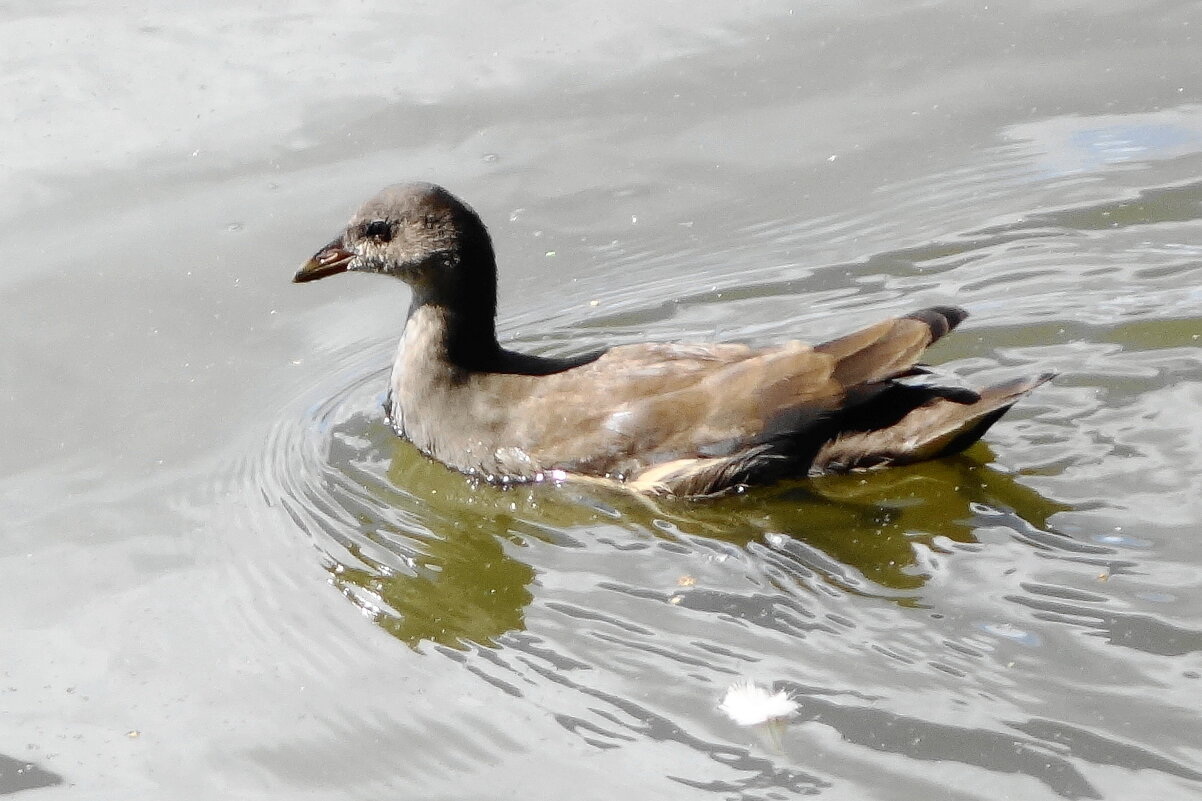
[
  {"x1": 403, "y1": 240, "x2": 605, "y2": 377},
  {"x1": 404, "y1": 299, "x2": 606, "y2": 376},
  {"x1": 404, "y1": 234, "x2": 502, "y2": 371},
  {"x1": 404, "y1": 301, "x2": 500, "y2": 371}
]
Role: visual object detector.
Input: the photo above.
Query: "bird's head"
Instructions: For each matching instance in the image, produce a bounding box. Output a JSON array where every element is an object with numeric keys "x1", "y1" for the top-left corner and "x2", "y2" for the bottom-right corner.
[{"x1": 294, "y1": 182, "x2": 494, "y2": 303}]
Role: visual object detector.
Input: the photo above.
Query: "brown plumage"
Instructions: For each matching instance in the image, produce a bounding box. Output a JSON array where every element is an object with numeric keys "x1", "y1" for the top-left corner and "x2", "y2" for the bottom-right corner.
[{"x1": 294, "y1": 182, "x2": 1052, "y2": 497}]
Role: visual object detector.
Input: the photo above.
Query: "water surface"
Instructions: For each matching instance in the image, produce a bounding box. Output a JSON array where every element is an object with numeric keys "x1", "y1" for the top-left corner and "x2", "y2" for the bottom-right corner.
[{"x1": 3, "y1": 1, "x2": 1202, "y2": 798}]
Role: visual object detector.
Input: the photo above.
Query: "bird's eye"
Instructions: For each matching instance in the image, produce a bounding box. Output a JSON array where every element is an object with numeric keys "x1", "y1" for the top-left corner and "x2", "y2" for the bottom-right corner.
[{"x1": 362, "y1": 219, "x2": 393, "y2": 242}]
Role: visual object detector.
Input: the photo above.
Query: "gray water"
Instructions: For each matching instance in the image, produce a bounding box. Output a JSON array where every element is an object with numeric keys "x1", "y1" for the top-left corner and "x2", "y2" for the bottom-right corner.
[{"x1": 4, "y1": 2, "x2": 1202, "y2": 798}]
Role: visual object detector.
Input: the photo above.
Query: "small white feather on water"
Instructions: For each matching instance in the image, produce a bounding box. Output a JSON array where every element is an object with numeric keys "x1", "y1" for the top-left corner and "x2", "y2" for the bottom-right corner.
[{"x1": 719, "y1": 680, "x2": 798, "y2": 726}]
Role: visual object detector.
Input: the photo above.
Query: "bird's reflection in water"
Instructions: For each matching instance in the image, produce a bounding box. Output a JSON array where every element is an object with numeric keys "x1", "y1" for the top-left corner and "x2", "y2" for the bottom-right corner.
[{"x1": 318, "y1": 414, "x2": 1071, "y2": 648}]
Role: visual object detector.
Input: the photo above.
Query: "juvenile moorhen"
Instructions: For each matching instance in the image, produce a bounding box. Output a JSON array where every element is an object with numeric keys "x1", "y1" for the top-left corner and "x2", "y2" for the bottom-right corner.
[{"x1": 295, "y1": 182, "x2": 1052, "y2": 497}]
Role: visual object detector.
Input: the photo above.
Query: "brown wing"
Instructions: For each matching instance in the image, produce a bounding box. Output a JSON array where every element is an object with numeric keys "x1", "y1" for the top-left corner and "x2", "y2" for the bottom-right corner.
[
  {"x1": 516, "y1": 339, "x2": 840, "y2": 468},
  {"x1": 490, "y1": 306, "x2": 966, "y2": 479},
  {"x1": 813, "y1": 305, "x2": 967, "y2": 385}
]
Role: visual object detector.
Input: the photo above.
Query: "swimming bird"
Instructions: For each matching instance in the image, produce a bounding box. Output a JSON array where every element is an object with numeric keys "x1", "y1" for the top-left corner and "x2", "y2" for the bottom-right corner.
[{"x1": 294, "y1": 182, "x2": 1052, "y2": 497}]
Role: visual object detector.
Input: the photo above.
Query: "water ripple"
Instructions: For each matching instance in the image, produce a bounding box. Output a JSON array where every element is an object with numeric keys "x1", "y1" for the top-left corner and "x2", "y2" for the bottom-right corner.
[{"x1": 234, "y1": 140, "x2": 1202, "y2": 795}]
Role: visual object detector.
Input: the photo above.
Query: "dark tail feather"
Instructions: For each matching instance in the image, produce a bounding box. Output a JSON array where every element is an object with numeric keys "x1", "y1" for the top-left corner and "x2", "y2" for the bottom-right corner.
[
  {"x1": 812, "y1": 371, "x2": 1056, "y2": 473},
  {"x1": 902, "y1": 305, "x2": 969, "y2": 342},
  {"x1": 923, "y1": 372, "x2": 1056, "y2": 459}
]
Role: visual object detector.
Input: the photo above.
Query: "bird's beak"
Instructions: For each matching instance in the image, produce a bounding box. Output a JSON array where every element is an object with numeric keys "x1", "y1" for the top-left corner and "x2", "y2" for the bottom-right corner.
[{"x1": 294, "y1": 237, "x2": 355, "y2": 283}]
